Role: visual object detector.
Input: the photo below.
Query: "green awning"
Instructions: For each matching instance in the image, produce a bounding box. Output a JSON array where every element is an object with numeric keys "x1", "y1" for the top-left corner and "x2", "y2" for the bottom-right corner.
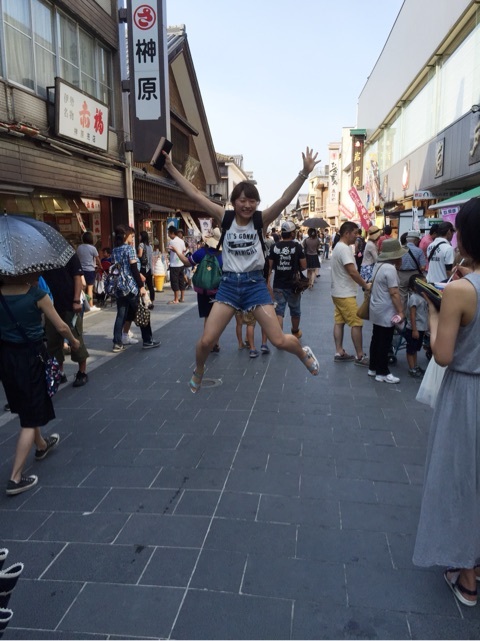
[{"x1": 429, "y1": 185, "x2": 480, "y2": 210}]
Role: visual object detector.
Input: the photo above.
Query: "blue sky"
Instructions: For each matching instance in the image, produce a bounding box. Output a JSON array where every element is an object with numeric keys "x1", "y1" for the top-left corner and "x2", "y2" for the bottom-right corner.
[{"x1": 166, "y1": 0, "x2": 404, "y2": 207}]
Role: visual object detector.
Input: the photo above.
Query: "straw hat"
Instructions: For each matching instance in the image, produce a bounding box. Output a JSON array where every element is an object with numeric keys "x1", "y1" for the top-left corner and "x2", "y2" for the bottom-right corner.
[
  {"x1": 367, "y1": 225, "x2": 382, "y2": 241},
  {"x1": 202, "y1": 228, "x2": 221, "y2": 248},
  {"x1": 377, "y1": 238, "x2": 408, "y2": 261}
]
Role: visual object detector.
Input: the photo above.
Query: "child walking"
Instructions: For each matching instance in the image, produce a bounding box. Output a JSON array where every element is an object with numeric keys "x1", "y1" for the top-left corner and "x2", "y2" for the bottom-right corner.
[{"x1": 406, "y1": 274, "x2": 428, "y2": 378}]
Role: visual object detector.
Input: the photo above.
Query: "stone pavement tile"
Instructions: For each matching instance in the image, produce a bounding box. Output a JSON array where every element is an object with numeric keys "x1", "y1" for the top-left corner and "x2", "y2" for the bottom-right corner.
[
  {"x1": 197, "y1": 448, "x2": 237, "y2": 470},
  {"x1": 78, "y1": 465, "x2": 161, "y2": 488},
  {"x1": 171, "y1": 589, "x2": 292, "y2": 640},
  {"x1": 61, "y1": 428, "x2": 127, "y2": 450},
  {"x1": 205, "y1": 518, "x2": 296, "y2": 557},
  {"x1": 385, "y1": 532, "x2": 435, "y2": 571},
  {"x1": 115, "y1": 514, "x2": 210, "y2": 547},
  {"x1": 374, "y1": 480, "x2": 423, "y2": 507},
  {"x1": 336, "y1": 458, "x2": 410, "y2": 483},
  {"x1": 173, "y1": 489, "x2": 221, "y2": 516},
  {"x1": 404, "y1": 463, "x2": 425, "y2": 485},
  {"x1": 346, "y1": 564, "x2": 461, "y2": 616},
  {"x1": 5, "y1": 577, "x2": 83, "y2": 630},
  {"x1": 94, "y1": 487, "x2": 181, "y2": 515},
  {"x1": 0, "y1": 540, "x2": 65, "y2": 577},
  {"x1": 266, "y1": 452, "x2": 336, "y2": 477},
  {"x1": 341, "y1": 501, "x2": 420, "y2": 534},
  {"x1": 132, "y1": 447, "x2": 203, "y2": 468},
  {"x1": 364, "y1": 443, "x2": 426, "y2": 466},
  {"x1": 301, "y1": 439, "x2": 369, "y2": 459},
  {"x1": 60, "y1": 583, "x2": 184, "y2": 638},
  {"x1": 114, "y1": 432, "x2": 182, "y2": 449},
  {"x1": 43, "y1": 542, "x2": 153, "y2": 583},
  {"x1": 242, "y1": 554, "x2": 346, "y2": 604},
  {"x1": 240, "y1": 435, "x2": 302, "y2": 455},
  {"x1": 408, "y1": 612, "x2": 479, "y2": 639},
  {"x1": 19, "y1": 486, "x2": 109, "y2": 512},
  {"x1": 32, "y1": 511, "x2": 129, "y2": 543},
  {"x1": 139, "y1": 546, "x2": 199, "y2": 588},
  {"x1": 225, "y1": 468, "x2": 300, "y2": 496},
  {"x1": 257, "y1": 495, "x2": 340, "y2": 528},
  {"x1": 66, "y1": 446, "x2": 143, "y2": 467},
  {"x1": 291, "y1": 601, "x2": 410, "y2": 640},
  {"x1": 300, "y1": 476, "x2": 377, "y2": 503},
  {"x1": 296, "y1": 526, "x2": 392, "y2": 567},
  {"x1": 190, "y1": 548, "x2": 247, "y2": 592},
  {"x1": 391, "y1": 425, "x2": 429, "y2": 448},
  {"x1": 2, "y1": 629, "x2": 107, "y2": 639},
  {"x1": 332, "y1": 426, "x2": 395, "y2": 445},
  {"x1": 152, "y1": 466, "x2": 229, "y2": 491},
  {"x1": 0, "y1": 509, "x2": 51, "y2": 539},
  {"x1": 215, "y1": 491, "x2": 260, "y2": 520}
]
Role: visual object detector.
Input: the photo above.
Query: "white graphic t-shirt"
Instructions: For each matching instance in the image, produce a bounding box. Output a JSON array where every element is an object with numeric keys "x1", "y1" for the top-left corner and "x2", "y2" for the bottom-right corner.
[{"x1": 221, "y1": 216, "x2": 265, "y2": 273}]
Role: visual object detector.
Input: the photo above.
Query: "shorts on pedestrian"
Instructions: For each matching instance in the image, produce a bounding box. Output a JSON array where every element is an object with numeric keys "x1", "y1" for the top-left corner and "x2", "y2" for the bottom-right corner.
[
  {"x1": 405, "y1": 328, "x2": 425, "y2": 355},
  {"x1": 215, "y1": 270, "x2": 273, "y2": 312},
  {"x1": 45, "y1": 312, "x2": 89, "y2": 365},
  {"x1": 170, "y1": 266, "x2": 186, "y2": 292},
  {"x1": 235, "y1": 309, "x2": 256, "y2": 326},
  {"x1": 273, "y1": 288, "x2": 301, "y2": 318},
  {"x1": 83, "y1": 270, "x2": 96, "y2": 286},
  {"x1": 332, "y1": 296, "x2": 363, "y2": 327},
  {"x1": 197, "y1": 291, "x2": 216, "y2": 318}
]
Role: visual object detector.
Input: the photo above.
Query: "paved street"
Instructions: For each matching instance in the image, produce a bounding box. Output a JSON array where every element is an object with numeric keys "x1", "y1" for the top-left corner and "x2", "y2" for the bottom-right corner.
[{"x1": 0, "y1": 266, "x2": 479, "y2": 640}]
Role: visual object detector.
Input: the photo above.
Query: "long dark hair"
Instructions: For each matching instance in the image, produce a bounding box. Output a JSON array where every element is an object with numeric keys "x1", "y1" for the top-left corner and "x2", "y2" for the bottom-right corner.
[
  {"x1": 139, "y1": 230, "x2": 149, "y2": 245},
  {"x1": 456, "y1": 197, "x2": 480, "y2": 264},
  {"x1": 114, "y1": 225, "x2": 127, "y2": 247}
]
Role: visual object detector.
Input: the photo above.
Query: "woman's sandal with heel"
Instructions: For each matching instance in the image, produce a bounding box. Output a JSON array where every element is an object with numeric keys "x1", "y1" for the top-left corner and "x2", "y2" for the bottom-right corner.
[
  {"x1": 302, "y1": 346, "x2": 319, "y2": 376},
  {"x1": 189, "y1": 369, "x2": 204, "y2": 394}
]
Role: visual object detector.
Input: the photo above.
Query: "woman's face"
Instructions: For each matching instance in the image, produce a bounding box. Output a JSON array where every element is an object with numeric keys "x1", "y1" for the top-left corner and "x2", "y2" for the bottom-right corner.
[
  {"x1": 234, "y1": 191, "x2": 258, "y2": 223},
  {"x1": 126, "y1": 233, "x2": 134, "y2": 245}
]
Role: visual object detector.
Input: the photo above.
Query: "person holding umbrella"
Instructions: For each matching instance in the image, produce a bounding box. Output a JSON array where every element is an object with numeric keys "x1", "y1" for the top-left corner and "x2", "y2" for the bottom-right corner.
[{"x1": 0, "y1": 214, "x2": 81, "y2": 495}]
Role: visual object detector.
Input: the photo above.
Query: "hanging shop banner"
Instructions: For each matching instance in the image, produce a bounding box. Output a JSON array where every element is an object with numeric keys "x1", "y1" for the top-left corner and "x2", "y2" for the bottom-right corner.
[
  {"x1": 348, "y1": 186, "x2": 370, "y2": 231},
  {"x1": 166, "y1": 217, "x2": 179, "y2": 229},
  {"x1": 339, "y1": 203, "x2": 355, "y2": 220},
  {"x1": 75, "y1": 212, "x2": 87, "y2": 233},
  {"x1": 198, "y1": 218, "x2": 213, "y2": 236},
  {"x1": 127, "y1": 0, "x2": 169, "y2": 162},
  {"x1": 55, "y1": 79, "x2": 109, "y2": 151}
]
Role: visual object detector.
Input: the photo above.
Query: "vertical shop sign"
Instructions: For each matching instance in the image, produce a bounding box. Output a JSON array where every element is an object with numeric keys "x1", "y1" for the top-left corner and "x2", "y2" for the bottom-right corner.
[
  {"x1": 127, "y1": 0, "x2": 169, "y2": 161},
  {"x1": 351, "y1": 135, "x2": 365, "y2": 189},
  {"x1": 329, "y1": 148, "x2": 339, "y2": 204}
]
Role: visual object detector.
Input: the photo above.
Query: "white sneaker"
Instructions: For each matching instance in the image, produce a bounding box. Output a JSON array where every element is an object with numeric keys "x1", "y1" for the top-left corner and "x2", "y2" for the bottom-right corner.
[
  {"x1": 89, "y1": 305, "x2": 101, "y2": 312},
  {"x1": 128, "y1": 330, "x2": 136, "y2": 338},
  {"x1": 122, "y1": 333, "x2": 139, "y2": 345},
  {"x1": 375, "y1": 374, "x2": 400, "y2": 384},
  {"x1": 368, "y1": 369, "x2": 376, "y2": 377}
]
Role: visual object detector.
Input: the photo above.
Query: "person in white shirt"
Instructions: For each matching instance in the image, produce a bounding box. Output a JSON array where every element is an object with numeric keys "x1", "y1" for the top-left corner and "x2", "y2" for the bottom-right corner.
[
  {"x1": 167, "y1": 227, "x2": 186, "y2": 304},
  {"x1": 426, "y1": 221, "x2": 455, "y2": 283},
  {"x1": 331, "y1": 222, "x2": 371, "y2": 365}
]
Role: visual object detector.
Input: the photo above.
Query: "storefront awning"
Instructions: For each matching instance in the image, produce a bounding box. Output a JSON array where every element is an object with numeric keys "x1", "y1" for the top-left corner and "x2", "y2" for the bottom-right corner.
[{"x1": 429, "y1": 185, "x2": 480, "y2": 210}]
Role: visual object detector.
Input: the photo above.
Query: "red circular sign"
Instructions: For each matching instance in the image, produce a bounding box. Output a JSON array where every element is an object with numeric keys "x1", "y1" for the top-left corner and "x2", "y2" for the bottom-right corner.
[{"x1": 134, "y1": 5, "x2": 156, "y2": 30}]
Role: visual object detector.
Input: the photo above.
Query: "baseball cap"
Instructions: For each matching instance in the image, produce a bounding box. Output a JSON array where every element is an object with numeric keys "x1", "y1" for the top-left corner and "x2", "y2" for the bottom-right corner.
[
  {"x1": 406, "y1": 230, "x2": 421, "y2": 239},
  {"x1": 281, "y1": 221, "x2": 296, "y2": 233}
]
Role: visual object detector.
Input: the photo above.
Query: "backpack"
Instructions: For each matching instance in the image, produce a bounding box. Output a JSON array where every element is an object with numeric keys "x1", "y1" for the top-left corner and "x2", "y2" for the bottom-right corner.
[
  {"x1": 355, "y1": 236, "x2": 366, "y2": 257},
  {"x1": 192, "y1": 252, "x2": 222, "y2": 294},
  {"x1": 104, "y1": 262, "x2": 132, "y2": 298},
  {"x1": 218, "y1": 210, "x2": 268, "y2": 277}
]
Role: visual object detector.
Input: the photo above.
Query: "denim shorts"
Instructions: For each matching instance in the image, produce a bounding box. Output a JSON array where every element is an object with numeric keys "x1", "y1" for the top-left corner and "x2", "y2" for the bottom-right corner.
[
  {"x1": 215, "y1": 271, "x2": 273, "y2": 312},
  {"x1": 273, "y1": 288, "x2": 301, "y2": 318}
]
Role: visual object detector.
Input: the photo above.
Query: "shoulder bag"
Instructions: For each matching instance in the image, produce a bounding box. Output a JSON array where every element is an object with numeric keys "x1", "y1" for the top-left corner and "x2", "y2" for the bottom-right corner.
[
  {"x1": 356, "y1": 264, "x2": 384, "y2": 320},
  {"x1": 0, "y1": 293, "x2": 61, "y2": 397}
]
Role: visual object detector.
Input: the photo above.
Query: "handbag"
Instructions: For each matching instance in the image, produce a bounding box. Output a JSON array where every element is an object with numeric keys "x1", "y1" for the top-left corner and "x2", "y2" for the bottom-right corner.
[
  {"x1": 0, "y1": 293, "x2": 61, "y2": 397},
  {"x1": 416, "y1": 357, "x2": 447, "y2": 408},
  {"x1": 134, "y1": 297, "x2": 150, "y2": 327},
  {"x1": 291, "y1": 272, "x2": 310, "y2": 295},
  {"x1": 356, "y1": 264, "x2": 384, "y2": 320}
]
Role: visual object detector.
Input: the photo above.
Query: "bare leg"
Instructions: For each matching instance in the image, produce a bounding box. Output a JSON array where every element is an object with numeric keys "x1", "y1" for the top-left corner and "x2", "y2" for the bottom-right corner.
[
  {"x1": 333, "y1": 322, "x2": 345, "y2": 354},
  {"x1": 276, "y1": 314, "x2": 284, "y2": 330},
  {"x1": 10, "y1": 428, "x2": 44, "y2": 483},
  {"x1": 307, "y1": 269, "x2": 315, "y2": 288},
  {"x1": 195, "y1": 303, "x2": 236, "y2": 372},
  {"x1": 246, "y1": 324, "x2": 256, "y2": 351},
  {"x1": 235, "y1": 314, "x2": 244, "y2": 347},
  {"x1": 351, "y1": 326, "x2": 364, "y2": 358},
  {"x1": 252, "y1": 305, "x2": 309, "y2": 361},
  {"x1": 291, "y1": 315, "x2": 301, "y2": 333}
]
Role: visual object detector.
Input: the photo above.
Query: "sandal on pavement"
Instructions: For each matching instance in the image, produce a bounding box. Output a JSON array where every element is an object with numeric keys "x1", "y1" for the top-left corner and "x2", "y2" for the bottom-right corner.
[
  {"x1": 189, "y1": 369, "x2": 204, "y2": 394},
  {"x1": 444, "y1": 570, "x2": 478, "y2": 607},
  {"x1": 302, "y1": 346, "x2": 319, "y2": 376},
  {"x1": 249, "y1": 349, "x2": 259, "y2": 358}
]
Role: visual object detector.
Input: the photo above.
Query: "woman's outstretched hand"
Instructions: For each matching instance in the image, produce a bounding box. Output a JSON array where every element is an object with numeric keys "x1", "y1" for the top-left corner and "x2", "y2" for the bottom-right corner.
[{"x1": 302, "y1": 147, "x2": 321, "y2": 174}]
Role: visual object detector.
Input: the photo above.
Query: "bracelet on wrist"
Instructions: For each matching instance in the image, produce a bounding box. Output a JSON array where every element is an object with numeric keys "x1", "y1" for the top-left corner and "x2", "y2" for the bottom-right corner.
[{"x1": 298, "y1": 171, "x2": 309, "y2": 180}]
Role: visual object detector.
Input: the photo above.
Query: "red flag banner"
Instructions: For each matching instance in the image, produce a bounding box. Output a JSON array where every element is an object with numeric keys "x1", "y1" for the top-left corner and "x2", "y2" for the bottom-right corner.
[{"x1": 348, "y1": 187, "x2": 370, "y2": 231}]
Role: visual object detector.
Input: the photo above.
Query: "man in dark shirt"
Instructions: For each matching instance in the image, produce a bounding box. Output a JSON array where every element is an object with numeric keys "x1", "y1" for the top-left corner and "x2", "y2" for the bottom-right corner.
[
  {"x1": 268, "y1": 221, "x2": 307, "y2": 339},
  {"x1": 42, "y1": 253, "x2": 90, "y2": 387}
]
